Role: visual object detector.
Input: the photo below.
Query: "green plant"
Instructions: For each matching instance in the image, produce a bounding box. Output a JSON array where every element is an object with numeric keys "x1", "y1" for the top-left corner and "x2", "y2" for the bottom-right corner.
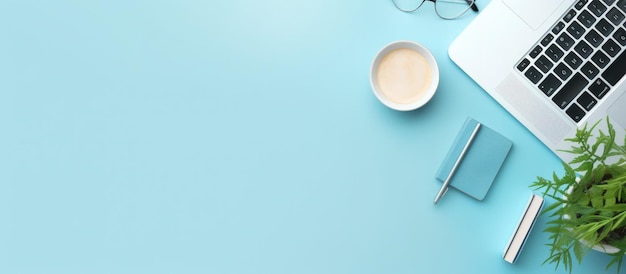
[{"x1": 531, "y1": 118, "x2": 626, "y2": 273}]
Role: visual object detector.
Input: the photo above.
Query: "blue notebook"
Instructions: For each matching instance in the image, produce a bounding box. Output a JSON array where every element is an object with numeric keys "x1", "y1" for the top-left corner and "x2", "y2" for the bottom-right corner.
[{"x1": 435, "y1": 118, "x2": 513, "y2": 200}]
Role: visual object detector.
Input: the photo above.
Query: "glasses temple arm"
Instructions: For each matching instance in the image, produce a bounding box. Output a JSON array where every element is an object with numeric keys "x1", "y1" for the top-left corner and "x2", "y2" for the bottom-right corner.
[{"x1": 466, "y1": 0, "x2": 479, "y2": 12}]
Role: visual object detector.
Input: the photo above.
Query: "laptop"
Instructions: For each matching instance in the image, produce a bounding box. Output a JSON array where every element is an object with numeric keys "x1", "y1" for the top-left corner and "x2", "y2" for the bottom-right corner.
[{"x1": 449, "y1": 0, "x2": 626, "y2": 163}]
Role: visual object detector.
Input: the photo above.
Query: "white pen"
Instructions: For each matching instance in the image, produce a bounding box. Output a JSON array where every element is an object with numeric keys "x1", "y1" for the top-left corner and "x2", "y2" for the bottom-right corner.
[{"x1": 433, "y1": 122, "x2": 481, "y2": 205}]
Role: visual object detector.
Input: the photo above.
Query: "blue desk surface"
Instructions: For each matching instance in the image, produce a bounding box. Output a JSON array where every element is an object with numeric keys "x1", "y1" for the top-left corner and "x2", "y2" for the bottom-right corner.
[{"x1": 0, "y1": 1, "x2": 619, "y2": 273}]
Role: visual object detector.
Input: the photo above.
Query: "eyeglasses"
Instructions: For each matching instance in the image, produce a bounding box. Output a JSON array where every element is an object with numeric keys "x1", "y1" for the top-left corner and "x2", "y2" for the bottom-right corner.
[{"x1": 392, "y1": 0, "x2": 479, "y2": 20}]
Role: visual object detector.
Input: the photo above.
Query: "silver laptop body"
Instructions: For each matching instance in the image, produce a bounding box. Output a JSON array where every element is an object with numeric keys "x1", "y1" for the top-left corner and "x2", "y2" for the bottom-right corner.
[{"x1": 449, "y1": 0, "x2": 626, "y2": 163}]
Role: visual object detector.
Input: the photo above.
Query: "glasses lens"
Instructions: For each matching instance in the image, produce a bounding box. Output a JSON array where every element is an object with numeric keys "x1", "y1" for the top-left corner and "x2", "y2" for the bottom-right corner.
[
  {"x1": 434, "y1": 0, "x2": 475, "y2": 19},
  {"x1": 392, "y1": 0, "x2": 426, "y2": 12}
]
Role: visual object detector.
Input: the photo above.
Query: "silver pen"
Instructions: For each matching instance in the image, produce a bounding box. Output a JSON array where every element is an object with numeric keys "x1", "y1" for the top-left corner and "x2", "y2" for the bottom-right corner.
[{"x1": 433, "y1": 122, "x2": 481, "y2": 205}]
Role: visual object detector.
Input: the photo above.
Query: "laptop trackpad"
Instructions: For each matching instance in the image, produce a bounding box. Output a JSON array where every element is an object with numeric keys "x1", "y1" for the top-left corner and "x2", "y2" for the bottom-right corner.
[
  {"x1": 608, "y1": 92, "x2": 626, "y2": 130},
  {"x1": 503, "y1": 0, "x2": 566, "y2": 30},
  {"x1": 496, "y1": 73, "x2": 571, "y2": 146}
]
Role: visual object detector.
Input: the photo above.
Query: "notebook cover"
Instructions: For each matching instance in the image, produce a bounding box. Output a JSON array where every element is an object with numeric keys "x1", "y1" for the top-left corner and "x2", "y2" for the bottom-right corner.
[{"x1": 435, "y1": 118, "x2": 513, "y2": 200}]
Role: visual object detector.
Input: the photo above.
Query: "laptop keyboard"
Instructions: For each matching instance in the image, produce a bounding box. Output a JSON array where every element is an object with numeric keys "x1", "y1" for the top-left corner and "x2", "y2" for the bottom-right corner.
[{"x1": 516, "y1": 0, "x2": 626, "y2": 123}]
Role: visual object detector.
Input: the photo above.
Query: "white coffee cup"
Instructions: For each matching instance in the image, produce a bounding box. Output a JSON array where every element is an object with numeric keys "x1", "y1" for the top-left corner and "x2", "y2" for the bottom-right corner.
[{"x1": 370, "y1": 40, "x2": 439, "y2": 111}]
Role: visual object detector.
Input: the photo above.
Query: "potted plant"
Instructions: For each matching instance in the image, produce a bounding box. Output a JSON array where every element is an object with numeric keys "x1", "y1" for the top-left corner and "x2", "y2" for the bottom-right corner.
[{"x1": 531, "y1": 118, "x2": 626, "y2": 273}]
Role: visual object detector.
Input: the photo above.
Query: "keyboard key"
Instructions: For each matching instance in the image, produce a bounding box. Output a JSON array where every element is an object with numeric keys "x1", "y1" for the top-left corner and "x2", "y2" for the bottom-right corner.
[
  {"x1": 535, "y1": 55, "x2": 554, "y2": 73},
  {"x1": 566, "y1": 104, "x2": 586, "y2": 122},
  {"x1": 546, "y1": 44, "x2": 564, "y2": 61},
  {"x1": 589, "y1": 0, "x2": 608, "y2": 16},
  {"x1": 602, "y1": 38, "x2": 621, "y2": 56},
  {"x1": 567, "y1": 21, "x2": 586, "y2": 39},
  {"x1": 591, "y1": 51, "x2": 610, "y2": 68},
  {"x1": 529, "y1": 45, "x2": 542, "y2": 58},
  {"x1": 554, "y1": 63, "x2": 573, "y2": 80},
  {"x1": 578, "y1": 10, "x2": 596, "y2": 28},
  {"x1": 553, "y1": 73, "x2": 588, "y2": 109},
  {"x1": 618, "y1": 0, "x2": 626, "y2": 13},
  {"x1": 603, "y1": 0, "x2": 617, "y2": 5},
  {"x1": 524, "y1": 66, "x2": 543, "y2": 84},
  {"x1": 539, "y1": 74, "x2": 562, "y2": 96},
  {"x1": 613, "y1": 27, "x2": 626, "y2": 45},
  {"x1": 541, "y1": 34, "x2": 555, "y2": 46},
  {"x1": 607, "y1": 7, "x2": 625, "y2": 25},
  {"x1": 577, "y1": 92, "x2": 598, "y2": 110},
  {"x1": 596, "y1": 18, "x2": 615, "y2": 36},
  {"x1": 553, "y1": 21, "x2": 566, "y2": 34},
  {"x1": 557, "y1": 32, "x2": 575, "y2": 50},
  {"x1": 575, "y1": 40, "x2": 594, "y2": 58},
  {"x1": 581, "y1": 61, "x2": 600, "y2": 79},
  {"x1": 564, "y1": 52, "x2": 584, "y2": 69},
  {"x1": 576, "y1": 0, "x2": 589, "y2": 10},
  {"x1": 585, "y1": 29, "x2": 605, "y2": 47},
  {"x1": 601, "y1": 49, "x2": 626, "y2": 85},
  {"x1": 564, "y1": 9, "x2": 578, "y2": 22},
  {"x1": 589, "y1": 78, "x2": 611, "y2": 98},
  {"x1": 517, "y1": 58, "x2": 531, "y2": 72}
]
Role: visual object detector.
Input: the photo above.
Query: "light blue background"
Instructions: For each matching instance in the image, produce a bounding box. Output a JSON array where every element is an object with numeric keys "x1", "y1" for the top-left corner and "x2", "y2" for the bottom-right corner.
[{"x1": 0, "y1": 0, "x2": 621, "y2": 273}]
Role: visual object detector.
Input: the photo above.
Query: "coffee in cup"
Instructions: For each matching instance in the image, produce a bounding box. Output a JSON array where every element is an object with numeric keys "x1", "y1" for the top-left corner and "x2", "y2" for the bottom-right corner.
[{"x1": 370, "y1": 41, "x2": 439, "y2": 111}]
